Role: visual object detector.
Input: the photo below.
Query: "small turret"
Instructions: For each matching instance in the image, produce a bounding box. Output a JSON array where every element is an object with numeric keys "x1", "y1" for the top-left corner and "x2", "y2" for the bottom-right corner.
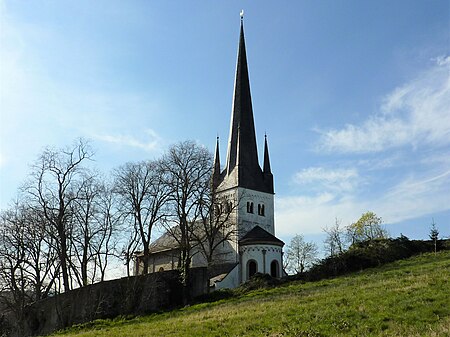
[
  {"x1": 212, "y1": 136, "x2": 221, "y2": 189},
  {"x1": 263, "y1": 134, "x2": 271, "y2": 174}
]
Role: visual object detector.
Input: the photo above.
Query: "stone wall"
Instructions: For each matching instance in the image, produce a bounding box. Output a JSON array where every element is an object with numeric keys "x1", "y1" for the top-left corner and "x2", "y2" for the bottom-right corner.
[{"x1": 4, "y1": 267, "x2": 207, "y2": 337}]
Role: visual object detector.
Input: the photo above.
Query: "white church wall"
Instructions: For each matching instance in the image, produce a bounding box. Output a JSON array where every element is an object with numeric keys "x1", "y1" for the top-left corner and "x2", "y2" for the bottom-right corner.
[
  {"x1": 142, "y1": 250, "x2": 179, "y2": 274},
  {"x1": 191, "y1": 248, "x2": 208, "y2": 268},
  {"x1": 240, "y1": 244, "x2": 283, "y2": 281},
  {"x1": 237, "y1": 187, "x2": 274, "y2": 238},
  {"x1": 214, "y1": 265, "x2": 240, "y2": 290},
  {"x1": 213, "y1": 188, "x2": 240, "y2": 261},
  {"x1": 211, "y1": 239, "x2": 239, "y2": 264}
]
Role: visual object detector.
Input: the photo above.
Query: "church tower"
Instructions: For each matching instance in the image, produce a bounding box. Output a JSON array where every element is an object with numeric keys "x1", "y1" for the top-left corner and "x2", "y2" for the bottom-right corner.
[
  {"x1": 212, "y1": 14, "x2": 283, "y2": 286},
  {"x1": 135, "y1": 14, "x2": 283, "y2": 287},
  {"x1": 213, "y1": 15, "x2": 275, "y2": 238}
]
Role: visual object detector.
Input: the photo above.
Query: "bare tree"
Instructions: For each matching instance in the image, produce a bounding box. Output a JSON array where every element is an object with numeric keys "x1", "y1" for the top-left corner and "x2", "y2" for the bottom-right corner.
[
  {"x1": 0, "y1": 206, "x2": 30, "y2": 326},
  {"x1": 159, "y1": 141, "x2": 212, "y2": 302},
  {"x1": 94, "y1": 182, "x2": 121, "y2": 281},
  {"x1": 193, "y1": 185, "x2": 239, "y2": 270},
  {"x1": 70, "y1": 173, "x2": 120, "y2": 286},
  {"x1": 18, "y1": 205, "x2": 58, "y2": 300},
  {"x1": 23, "y1": 139, "x2": 93, "y2": 292},
  {"x1": 121, "y1": 225, "x2": 140, "y2": 277},
  {"x1": 69, "y1": 173, "x2": 98, "y2": 286},
  {"x1": 285, "y1": 234, "x2": 318, "y2": 274},
  {"x1": 114, "y1": 160, "x2": 170, "y2": 275},
  {"x1": 0, "y1": 203, "x2": 57, "y2": 330},
  {"x1": 323, "y1": 218, "x2": 347, "y2": 257}
]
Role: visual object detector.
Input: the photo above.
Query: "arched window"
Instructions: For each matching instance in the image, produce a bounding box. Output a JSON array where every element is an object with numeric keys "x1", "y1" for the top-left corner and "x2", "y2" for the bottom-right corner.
[
  {"x1": 258, "y1": 204, "x2": 265, "y2": 216},
  {"x1": 270, "y1": 260, "x2": 279, "y2": 278},
  {"x1": 247, "y1": 260, "x2": 258, "y2": 279},
  {"x1": 158, "y1": 267, "x2": 164, "y2": 272},
  {"x1": 247, "y1": 202, "x2": 254, "y2": 213}
]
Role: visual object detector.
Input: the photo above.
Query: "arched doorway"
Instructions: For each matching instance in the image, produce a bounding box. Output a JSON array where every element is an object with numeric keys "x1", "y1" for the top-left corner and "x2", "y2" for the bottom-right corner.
[
  {"x1": 247, "y1": 260, "x2": 257, "y2": 279},
  {"x1": 270, "y1": 260, "x2": 279, "y2": 278}
]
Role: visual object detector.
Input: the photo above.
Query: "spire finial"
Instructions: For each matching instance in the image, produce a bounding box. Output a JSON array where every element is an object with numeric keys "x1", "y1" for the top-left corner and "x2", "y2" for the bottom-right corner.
[{"x1": 240, "y1": 9, "x2": 244, "y2": 22}]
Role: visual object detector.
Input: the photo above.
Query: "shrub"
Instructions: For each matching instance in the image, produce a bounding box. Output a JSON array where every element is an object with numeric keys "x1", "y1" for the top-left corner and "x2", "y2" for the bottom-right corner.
[
  {"x1": 238, "y1": 273, "x2": 282, "y2": 292},
  {"x1": 305, "y1": 237, "x2": 449, "y2": 281}
]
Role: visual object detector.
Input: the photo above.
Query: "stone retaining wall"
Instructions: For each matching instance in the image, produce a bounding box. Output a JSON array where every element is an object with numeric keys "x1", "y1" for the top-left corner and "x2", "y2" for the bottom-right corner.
[{"x1": 3, "y1": 268, "x2": 207, "y2": 337}]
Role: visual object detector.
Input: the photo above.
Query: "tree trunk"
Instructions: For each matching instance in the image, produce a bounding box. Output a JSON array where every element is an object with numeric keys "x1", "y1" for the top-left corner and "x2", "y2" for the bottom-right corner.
[
  {"x1": 142, "y1": 245, "x2": 150, "y2": 274},
  {"x1": 183, "y1": 256, "x2": 191, "y2": 305},
  {"x1": 59, "y1": 235, "x2": 70, "y2": 292}
]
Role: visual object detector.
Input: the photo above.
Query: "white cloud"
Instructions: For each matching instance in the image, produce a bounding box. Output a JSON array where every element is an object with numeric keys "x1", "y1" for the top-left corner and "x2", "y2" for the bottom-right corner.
[
  {"x1": 356, "y1": 154, "x2": 402, "y2": 171},
  {"x1": 380, "y1": 169, "x2": 450, "y2": 224},
  {"x1": 316, "y1": 55, "x2": 450, "y2": 153},
  {"x1": 282, "y1": 55, "x2": 450, "y2": 237},
  {"x1": 293, "y1": 167, "x2": 360, "y2": 193},
  {"x1": 94, "y1": 129, "x2": 163, "y2": 152},
  {"x1": 276, "y1": 168, "x2": 450, "y2": 236},
  {"x1": 275, "y1": 193, "x2": 358, "y2": 236}
]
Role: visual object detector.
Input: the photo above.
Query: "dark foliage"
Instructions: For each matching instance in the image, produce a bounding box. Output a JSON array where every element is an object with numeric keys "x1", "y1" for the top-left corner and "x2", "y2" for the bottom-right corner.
[
  {"x1": 301, "y1": 237, "x2": 449, "y2": 282},
  {"x1": 192, "y1": 273, "x2": 282, "y2": 303},
  {"x1": 238, "y1": 273, "x2": 282, "y2": 292}
]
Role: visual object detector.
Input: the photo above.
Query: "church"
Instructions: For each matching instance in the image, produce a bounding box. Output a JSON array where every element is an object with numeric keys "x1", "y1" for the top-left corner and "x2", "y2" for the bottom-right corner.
[{"x1": 135, "y1": 16, "x2": 284, "y2": 289}]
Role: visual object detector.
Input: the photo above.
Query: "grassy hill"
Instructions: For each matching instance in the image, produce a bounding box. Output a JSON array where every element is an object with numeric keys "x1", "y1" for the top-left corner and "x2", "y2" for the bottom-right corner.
[{"x1": 53, "y1": 251, "x2": 450, "y2": 337}]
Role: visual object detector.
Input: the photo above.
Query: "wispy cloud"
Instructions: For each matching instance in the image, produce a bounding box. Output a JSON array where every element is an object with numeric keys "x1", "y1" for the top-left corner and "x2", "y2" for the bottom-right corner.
[
  {"x1": 316, "y1": 56, "x2": 450, "y2": 153},
  {"x1": 380, "y1": 169, "x2": 450, "y2": 224},
  {"x1": 277, "y1": 56, "x2": 450, "y2": 236},
  {"x1": 94, "y1": 129, "x2": 163, "y2": 152},
  {"x1": 277, "y1": 168, "x2": 450, "y2": 236},
  {"x1": 293, "y1": 167, "x2": 360, "y2": 193},
  {"x1": 276, "y1": 193, "x2": 357, "y2": 235}
]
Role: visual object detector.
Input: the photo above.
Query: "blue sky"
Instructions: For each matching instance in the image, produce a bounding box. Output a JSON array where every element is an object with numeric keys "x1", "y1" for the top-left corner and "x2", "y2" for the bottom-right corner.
[{"x1": 1, "y1": 1, "x2": 449, "y2": 247}]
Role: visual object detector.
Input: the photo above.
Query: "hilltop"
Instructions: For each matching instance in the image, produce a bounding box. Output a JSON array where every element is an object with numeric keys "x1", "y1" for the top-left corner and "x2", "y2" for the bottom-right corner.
[{"x1": 52, "y1": 250, "x2": 450, "y2": 337}]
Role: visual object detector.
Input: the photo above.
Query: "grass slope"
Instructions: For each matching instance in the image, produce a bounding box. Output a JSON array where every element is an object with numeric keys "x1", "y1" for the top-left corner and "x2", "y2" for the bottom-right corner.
[{"x1": 54, "y1": 251, "x2": 450, "y2": 337}]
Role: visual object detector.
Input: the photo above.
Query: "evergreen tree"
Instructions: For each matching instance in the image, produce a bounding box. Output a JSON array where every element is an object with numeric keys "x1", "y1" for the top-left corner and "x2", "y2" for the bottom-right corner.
[{"x1": 429, "y1": 219, "x2": 439, "y2": 255}]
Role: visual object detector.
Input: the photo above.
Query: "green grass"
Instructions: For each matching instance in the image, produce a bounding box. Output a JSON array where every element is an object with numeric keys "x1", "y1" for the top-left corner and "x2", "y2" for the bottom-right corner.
[{"x1": 52, "y1": 251, "x2": 450, "y2": 337}]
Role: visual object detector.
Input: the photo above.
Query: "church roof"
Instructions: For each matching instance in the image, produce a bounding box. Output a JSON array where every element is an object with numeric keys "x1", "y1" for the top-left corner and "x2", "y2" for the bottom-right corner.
[
  {"x1": 147, "y1": 229, "x2": 180, "y2": 253},
  {"x1": 239, "y1": 226, "x2": 284, "y2": 247},
  {"x1": 218, "y1": 18, "x2": 273, "y2": 194},
  {"x1": 226, "y1": 20, "x2": 258, "y2": 176}
]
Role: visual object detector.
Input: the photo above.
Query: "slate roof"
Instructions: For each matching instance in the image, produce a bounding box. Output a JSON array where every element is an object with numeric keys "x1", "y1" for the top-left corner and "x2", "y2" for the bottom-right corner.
[
  {"x1": 147, "y1": 230, "x2": 179, "y2": 253},
  {"x1": 217, "y1": 20, "x2": 273, "y2": 194},
  {"x1": 239, "y1": 225, "x2": 284, "y2": 246}
]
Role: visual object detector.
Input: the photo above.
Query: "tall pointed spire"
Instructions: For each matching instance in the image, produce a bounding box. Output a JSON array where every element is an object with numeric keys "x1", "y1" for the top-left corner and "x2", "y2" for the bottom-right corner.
[
  {"x1": 226, "y1": 14, "x2": 259, "y2": 176},
  {"x1": 216, "y1": 13, "x2": 273, "y2": 194},
  {"x1": 213, "y1": 136, "x2": 221, "y2": 173},
  {"x1": 263, "y1": 134, "x2": 271, "y2": 174},
  {"x1": 212, "y1": 136, "x2": 221, "y2": 189}
]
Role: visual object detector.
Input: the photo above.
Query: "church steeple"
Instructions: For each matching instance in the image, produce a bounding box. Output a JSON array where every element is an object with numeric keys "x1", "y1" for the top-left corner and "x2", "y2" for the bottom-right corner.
[
  {"x1": 217, "y1": 14, "x2": 273, "y2": 194},
  {"x1": 226, "y1": 17, "x2": 259, "y2": 177}
]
